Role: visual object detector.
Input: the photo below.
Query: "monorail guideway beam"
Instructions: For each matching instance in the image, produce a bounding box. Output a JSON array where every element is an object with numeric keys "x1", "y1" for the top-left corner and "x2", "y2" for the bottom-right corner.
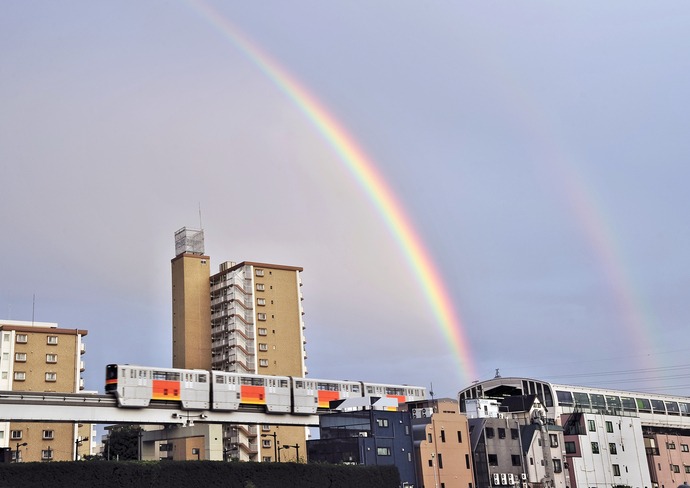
[{"x1": 0, "y1": 391, "x2": 320, "y2": 426}]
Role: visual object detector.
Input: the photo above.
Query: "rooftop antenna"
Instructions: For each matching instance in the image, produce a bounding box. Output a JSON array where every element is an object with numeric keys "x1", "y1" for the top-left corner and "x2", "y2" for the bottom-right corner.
[
  {"x1": 495, "y1": 368, "x2": 501, "y2": 378},
  {"x1": 32, "y1": 294, "x2": 35, "y2": 326},
  {"x1": 198, "y1": 202, "x2": 203, "y2": 230}
]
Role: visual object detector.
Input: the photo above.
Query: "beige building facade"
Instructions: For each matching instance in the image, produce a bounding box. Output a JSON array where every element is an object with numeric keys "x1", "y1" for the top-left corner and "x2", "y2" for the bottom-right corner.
[
  {"x1": 0, "y1": 320, "x2": 87, "y2": 462},
  {"x1": 171, "y1": 227, "x2": 308, "y2": 462}
]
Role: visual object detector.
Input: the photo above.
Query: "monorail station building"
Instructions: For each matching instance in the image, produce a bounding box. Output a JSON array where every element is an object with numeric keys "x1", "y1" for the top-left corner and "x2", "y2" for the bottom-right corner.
[
  {"x1": 171, "y1": 227, "x2": 308, "y2": 462},
  {"x1": 0, "y1": 320, "x2": 87, "y2": 462},
  {"x1": 458, "y1": 377, "x2": 690, "y2": 488}
]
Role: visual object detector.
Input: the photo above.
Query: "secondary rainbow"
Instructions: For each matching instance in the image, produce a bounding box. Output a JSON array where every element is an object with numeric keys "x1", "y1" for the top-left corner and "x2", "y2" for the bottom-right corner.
[{"x1": 184, "y1": 0, "x2": 476, "y2": 385}]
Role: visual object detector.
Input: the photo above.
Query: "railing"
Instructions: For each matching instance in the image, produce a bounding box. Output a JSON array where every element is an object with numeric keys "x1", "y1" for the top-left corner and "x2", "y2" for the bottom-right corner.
[{"x1": 80, "y1": 343, "x2": 86, "y2": 354}]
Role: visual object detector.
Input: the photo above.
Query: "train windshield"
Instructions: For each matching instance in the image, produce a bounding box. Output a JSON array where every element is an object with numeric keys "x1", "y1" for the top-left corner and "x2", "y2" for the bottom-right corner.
[{"x1": 106, "y1": 365, "x2": 118, "y2": 380}]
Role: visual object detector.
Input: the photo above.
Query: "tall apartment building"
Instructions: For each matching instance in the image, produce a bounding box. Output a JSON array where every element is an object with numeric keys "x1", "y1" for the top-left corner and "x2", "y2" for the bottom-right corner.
[
  {"x1": 0, "y1": 319, "x2": 87, "y2": 462},
  {"x1": 171, "y1": 227, "x2": 308, "y2": 462}
]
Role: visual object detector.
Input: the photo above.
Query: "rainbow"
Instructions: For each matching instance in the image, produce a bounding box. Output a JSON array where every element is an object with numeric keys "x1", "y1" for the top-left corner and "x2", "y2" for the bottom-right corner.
[{"x1": 183, "y1": 0, "x2": 476, "y2": 385}]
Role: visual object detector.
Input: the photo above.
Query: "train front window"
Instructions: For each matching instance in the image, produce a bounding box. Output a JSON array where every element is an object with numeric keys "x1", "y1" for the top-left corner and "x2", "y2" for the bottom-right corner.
[
  {"x1": 556, "y1": 391, "x2": 573, "y2": 406},
  {"x1": 106, "y1": 366, "x2": 118, "y2": 380}
]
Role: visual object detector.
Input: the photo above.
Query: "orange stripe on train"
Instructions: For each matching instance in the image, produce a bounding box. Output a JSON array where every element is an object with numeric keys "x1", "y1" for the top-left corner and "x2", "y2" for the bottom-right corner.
[
  {"x1": 152, "y1": 380, "x2": 180, "y2": 401},
  {"x1": 241, "y1": 385, "x2": 266, "y2": 405},
  {"x1": 105, "y1": 379, "x2": 117, "y2": 385}
]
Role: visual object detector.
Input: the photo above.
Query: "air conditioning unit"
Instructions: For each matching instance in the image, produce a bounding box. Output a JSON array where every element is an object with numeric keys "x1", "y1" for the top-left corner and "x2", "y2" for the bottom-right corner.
[
  {"x1": 501, "y1": 473, "x2": 508, "y2": 485},
  {"x1": 521, "y1": 473, "x2": 527, "y2": 481},
  {"x1": 493, "y1": 473, "x2": 501, "y2": 485},
  {"x1": 508, "y1": 473, "x2": 515, "y2": 485}
]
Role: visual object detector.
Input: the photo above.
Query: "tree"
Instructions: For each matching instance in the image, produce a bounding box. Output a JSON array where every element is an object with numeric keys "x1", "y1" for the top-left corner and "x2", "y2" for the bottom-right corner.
[{"x1": 103, "y1": 425, "x2": 143, "y2": 461}]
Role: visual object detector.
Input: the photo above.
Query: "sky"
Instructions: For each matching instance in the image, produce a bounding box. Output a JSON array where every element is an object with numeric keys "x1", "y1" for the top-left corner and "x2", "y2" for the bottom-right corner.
[{"x1": 1, "y1": 1, "x2": 690, "y2": 403}]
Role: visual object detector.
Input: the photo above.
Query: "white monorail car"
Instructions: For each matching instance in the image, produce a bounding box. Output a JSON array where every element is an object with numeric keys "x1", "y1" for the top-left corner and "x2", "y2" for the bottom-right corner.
[{"x1": 211, "y1": 371, "x2": 291, "y2": 412}]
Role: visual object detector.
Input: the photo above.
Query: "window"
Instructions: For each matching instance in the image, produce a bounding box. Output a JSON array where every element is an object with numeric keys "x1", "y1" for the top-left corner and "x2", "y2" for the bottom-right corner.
[
  {"x1": 16, "y1": 334, "x2": 27, "y2": 343},
  {"x1": 465, "y1": 454, "x2": 470, "y2": 469},
  {"x1": 511, "y1": 428, "x2": 519, "y2": 440},
  {"x1": 441, "y1": 430, "x2": 446, "y2": 442},
  {"x1": 606, "y1": 421, "x2": 614, "y2": 433},
  {"x1": 428, "y1": 460, "x2": 433, "y2": 467},
  {"x1": 565, "y1": 441, "x2": 576, "y2": 454},
  {"x1": 259, "y1": 343, "x2": 268, "y2": 352},
  {"x1": 257, "y1": 298, "x2": 266, "y2": 306},
  {"x1": 667, "y1": 442, "x2": 676, "y2": 450},
  {"x1": 3, "y1": 333, "x2": 9, "y2": 341},
  {"x1": 256, "y1": 269, "x2": 264, "y2": 277},
  {"x1": 408, "y1": 452, "x2": 412, "y2": 462},
  {"x1": 263, "y1": 456, "x2": 271, "y2": 462},
  {"x1": 488, "y1": 454, "x2": 498, "y2": 466},
  {"x1": 612, "y1": 464, "x2": 621, "y2": 476},
  {"x1": 11, "y1": 430, "x2": 22, "y2": 439},
  {"x1": 1, "y1": 372, "x2": 6, "y2": 379},
  {"x1": 591, "y1": 442, "x2": 599, "y2": 454},
  {"x1": 682, "y1": 444, "x2": 689, "y2": 452},
  {"x1": 428, "y1": 433, "x2": 433, "y2": 443},
  {"x1": 41, "y1": 450, "x2": 53, "y2": 460},
  {"x1": 46, "y1": 354, "x2": 57, "y2": 363},
  {"x1": 14, "y1": 372, "x2": 25, "y2": 381},
  {"x1": 2, "y1": 353, "x2": 7, "y2": 361},
  {"x1": 512, "y1": 455, "x2": 521, "y2": 466},
  {"x1": 377, "y1": 418, "x2": 389, "y2": 428},
  {"x1": 458, "y1": 431, "x2": 463, "y2": 443},
  {"x1": 262, "y1": 439, "x2": 271, "y2": 448},
  {"x1": 672, "y1": 465, "x2": 680, "y2": 473},
  {"x1": 685, "y1": 466, "x2": 690, "y2": 474},
  {"x1": 43, "y1": 430, "x2": 54, "y2": 440},
  {"x1": 550, "y1": 434, "x2": 559, "y2": 448},
  {"x1": 15, "y1": 353, "x2": 26, "y2": 362},
  {"x1": 258, "y1": 313, "x2": 267, "y2": 321},
  {"x1": 256, "y1": 283, "x2": 265, "y2": 291},
  {"x1": 258, "y1": 328, "x2": 267, "y2": 336},
  {"x1": 553, "y1": 459, "x2": 562, "y2": 473},
  {"x1": 47, "y1": 336, "x2": 58, "y2": 345},
  {"x1": 486, "y1": 427, "x2": 495, "y2": 439},
  {"x1": 0, "y1": 431, "x2": 3, "y2": 439},
  {"x1": 377, "y1": 447, "x2": 391, "y2": 456},
  {"x1": 438, "y1": 453, "x2": 443, "y2": 468},
  {"x1": 588, "y1": 420, "x2": 596, "y2": 432},
  {"x1": 262, "y1": 425, "x2": 271, "y2": 431},
  {"x1": 46, "y1": 372, "x2": 57, "y2": 381},
  {"x1": 259, "y1": 359, "x2": 268, "y2": 367},
  {"x1": 609, "y1": 443, "x2": 617, "y2": 455},
  {"x1": 498, "y1": 428, "x2": 506, "y2": 439}
]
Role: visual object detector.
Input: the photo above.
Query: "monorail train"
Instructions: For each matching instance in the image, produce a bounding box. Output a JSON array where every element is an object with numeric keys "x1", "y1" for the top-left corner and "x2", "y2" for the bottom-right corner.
[{"x1": 105, "y1": 364, "x2": 427, "y2": 413}]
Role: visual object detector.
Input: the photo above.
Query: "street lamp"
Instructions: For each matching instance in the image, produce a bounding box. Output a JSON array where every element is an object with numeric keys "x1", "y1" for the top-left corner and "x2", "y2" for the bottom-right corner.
[
  {"x1": 279, "y1": 444, "x2": 301, "y2": 463},
  {"x1": 15, "y1": 442, "x2": 27, "y2": 463},
  {"x1": 261, "y1": 433, "x2": 278, "y2": 462}
]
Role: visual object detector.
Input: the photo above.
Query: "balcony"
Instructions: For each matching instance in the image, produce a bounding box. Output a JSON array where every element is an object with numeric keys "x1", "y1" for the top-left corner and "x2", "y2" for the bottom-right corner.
[
  {"x1": 79, "y1": 378, "x2": 85, "y2": 390},
  {"x1": 646, "y1": 447, "x2": 660, "y2": 456},
  {"x1": 80, "y1": 361, "x2": 85, "y2": 372},
  {"x1": 80, "y1": 343, "x2": 86, "y2": 354}
]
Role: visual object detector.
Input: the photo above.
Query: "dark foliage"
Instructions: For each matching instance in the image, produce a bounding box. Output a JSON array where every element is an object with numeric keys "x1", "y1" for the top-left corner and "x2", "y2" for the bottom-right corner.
[
  {"x1": 0, "y1": 461, "x2": 400, "y2": 488},
  {"x1": 102, "y1": 425, "x2": 144, "y2": 461}
]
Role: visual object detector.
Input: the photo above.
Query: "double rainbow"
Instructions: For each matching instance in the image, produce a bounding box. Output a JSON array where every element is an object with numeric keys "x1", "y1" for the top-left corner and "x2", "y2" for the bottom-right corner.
[{"x1": 185, "y1": 0, "x2": 476, "y2": 385}]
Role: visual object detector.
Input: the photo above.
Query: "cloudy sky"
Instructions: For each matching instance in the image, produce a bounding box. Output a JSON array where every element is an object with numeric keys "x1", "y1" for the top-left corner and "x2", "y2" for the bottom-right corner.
[{"x1": 2, "y1": 1, "x2": 690, "y2": 402}]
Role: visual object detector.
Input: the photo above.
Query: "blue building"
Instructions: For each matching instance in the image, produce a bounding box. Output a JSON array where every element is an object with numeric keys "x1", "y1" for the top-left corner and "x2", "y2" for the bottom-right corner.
[{"x1": 307, "y1": 409, "x2": 417, "y2": 486}]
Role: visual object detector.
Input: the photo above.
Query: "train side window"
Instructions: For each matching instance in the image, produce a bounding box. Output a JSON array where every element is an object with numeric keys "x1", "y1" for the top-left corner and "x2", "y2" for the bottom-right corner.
[
  {"x1": 198, "y1": 375, "x2": 207, "y2": 383},
  {"x1": 280, "y1": 380, "x2": 288, "y2": 388},
  {"x1": 216, "y1": 375, "x2": 225, "y2": 384},
  {"x1": 352, "y1": 384, "x2": 360, "y2": 393},
  {"x1": 367, "y1": 386, "x2": 374, "y2": 394},
  {"x1": 295, "y1": 381, "x2": 303, "y2": 389},
  {"x1": 131, "y1": 370, "x2": 135, "y2": 379}
]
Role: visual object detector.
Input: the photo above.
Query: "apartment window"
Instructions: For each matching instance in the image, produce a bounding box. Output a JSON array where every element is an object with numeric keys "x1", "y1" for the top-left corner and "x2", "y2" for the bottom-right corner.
[
  {"x1": 2, "y1": 353, "x2": 7, "y2": 361},
  {"x1": 486, "y1": 427, "x2": 495, "y2": 439},
  {"x1": 488, "y1": 454, "x2": 498, "y2": 466},
  {"x1": 550, "y1": 434, "x2": 558, "y2": 448},
  {"x1": 512, "y1": 455, "x2": 521, "y2": 466},
  {"x1": 0, "y1": 431, "x2": 3, "y2": 439},
  {"x1": 553, "y1": 459, "x2": 562, "y2": 473},
  {"x1": 258, "y1": 313, "x2": 267, "y2": 321},
  {"x1": 15, "y1": 353, "x2": 26, "y2": 362},
  {"x1": 256, "y1": 269, "x2": 264, "y2": 277},
  {"x1": 377, "y1": 419, "x2": 389, "y2": 428},
  {"x1": 685, "y1": 466, "x2": 690, "y2": 474},
  {"x1": 428, "y1": 460, "x2": 433, "y2": 467},
  {"x1": 588, "y1": 420, "x2": 596, "y2": 432},
  {"x1": 377, "y1": 447, "x2": 391, "y2": 456},
  {"x1": 591, "y1": 442, "x2": 599, "y2": 454},
  {"x1": 428, "y1": 433, "x2": 433, "y2": 443},
  {"x1": 609, "y1": 443, "x2": 617, "y2": 455},
  {"x1": 565, "y1": 441, "x2": 576, "y2": 454},
  {"x1": 441, "y1": 430, "x2": 446, "y2": 442},
  {"x1": 258, "y1": 328, "x2": 267, "y2": 336},
  {"x1": 259, "y1": 359, "x2": 268, "y2": 367},
  {"x1": 438, "y1": 453, "x2": 443, "y2": 468},
  {"x1": 498, "y1": 428, "x2": 506, "y2": 439},
  {"x1": 3, "y1": 333, "x2": 9, "y2": 341},
  {"x1": 46, "y1": 354, "x2": 57, "y2": 363},
  {"x1": 47, "y1": 336, "x2": 58, "y2": 345},
  {"x1": 606, "y1": 421, "x2": 614, "y2": 433},
  {"x1": 259, "y1": 343, "x2": 268, "y2": 352},
  {"x1": 682, "y1": 444, "x2": 689, "y2": 452},
  {"x1": 257, "y1": 298, "x2": 266, "y2": 306},
  {"x1": 14, "y1": 372, "x2": 25, "y2": 381},
  {"x1": 41, "y1": 450, "x2": 53, "y2": 460},
  {"x1": 611, "y1": 464, "x2": 620, "y2": 476},
  {"x1": 262, "y1": 425, "x2": 270, "y2": 431},
  {"x1": 43, "y1": 430, "x2": 54, "y2": 440},
  {"x1": 11, "y1": 430, "x2": 22, "y2": 439},
  {"x1": 46, "y1": 372, "x2": 57, "y2": 381},
  {"x1": 672, "y1": 464, "x2": 680, "y2": 473},
  {"x1": 256, "y1": 284, "x2": 265, "y2": 291},
  {"x1": 1, "y1": 372, "x2": 6, "y2": 379},
  {"x1": 262, "y1": 440, "x2": 271, "y2": 448},
  {"x1": 667, "y1": 442, "x2": 676, "y2": 450},
  {"x1": 263, "y1": 456, "x2": 271, "y2": 462},
  {"x1": 457, "y1": 431, "x2": 462, "y2": 443},
  {"x1": 465, "y1": 454, "x2": 470, "y2": 469},
  {"x1": 16, "y1": 334, "x2": 27, "y2": 343},
  {"x1": 511, "y1": 428, "x2": 519, "y2": 440}
]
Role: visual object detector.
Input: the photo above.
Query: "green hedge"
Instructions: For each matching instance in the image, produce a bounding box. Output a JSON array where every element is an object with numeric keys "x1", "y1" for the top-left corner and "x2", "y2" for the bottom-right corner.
[{"x1": 0, "y1": 461, "x2": 400, "y2": 488}]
